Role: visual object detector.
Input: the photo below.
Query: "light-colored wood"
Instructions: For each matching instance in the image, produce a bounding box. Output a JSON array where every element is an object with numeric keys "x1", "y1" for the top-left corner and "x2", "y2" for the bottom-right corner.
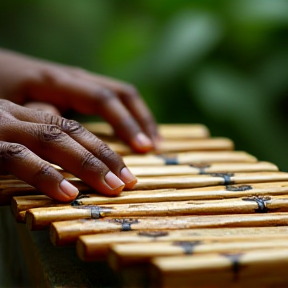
[
  {"x1": 13, "y1": 181, "x2": 288, "y2": 222},
  {"x1": 5, "y1": 162, "x2": 282, "y2": 207},
  {"x1": 48, "y1": 161, "x2": 279, "y2": 176},
  {"x1": 123, "y1": 151, "x2": 257, "y2": 166},
  {"x1": 107, "y1": 138, "x2": 234, "y2": 155},
  {"x1": 76, "y1": 226, "x2": 288, "y2": 261},
  {"x1": 150, "y1": 249, "x2": 288, "y2": 287},
  {"x1": 25, "y1": 195, "x2": 288, "y2": 230},
  {"x1": 0, "y1": 178, "x2": 92, "y2": 205},
  {"x1": 9, "y1": 171, "x2": 288, "y2": 202},
  {"x1": 134, "y1": 172, "x2": 288, "y2": 190},
  {"x1": 108, "y1": 239, "x2": 288, "y2": 270},
  {"x1": 82, "y1": 122, "x2": 210, "y2": 139},
  {"x1": 50, "y1": 213, "x2": 288, "y2": 246},
  {"x1": 8, "y1": 172, "x2": 287, "y2": 195},
  {"x1": 128, "y1": 162, "x2": 278, "y2": 176}
]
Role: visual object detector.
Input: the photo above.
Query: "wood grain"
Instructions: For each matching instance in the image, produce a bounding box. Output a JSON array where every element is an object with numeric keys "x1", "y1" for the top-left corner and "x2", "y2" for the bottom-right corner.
[
  {"x1": 25, "y1": 195, "x2": 288, "y2": 230},
  {"x1": 50, "y1": 213, "x2": 288, "y2": 246},
  {"x1": 123, "y1": 151, "x2": 257, "y2": 166},
  {"x1": 150, "y1": 249, "x2": 288, "y2": 287},
  {"x1": 76, "y1": 226, "x2": 288, "y2": 261},
  {"x1": 109, "y1": 239, "x2": 288, "y2": 270},
  {"x1": 82, "y1": 122, "x2": 210, "y2": 139}
]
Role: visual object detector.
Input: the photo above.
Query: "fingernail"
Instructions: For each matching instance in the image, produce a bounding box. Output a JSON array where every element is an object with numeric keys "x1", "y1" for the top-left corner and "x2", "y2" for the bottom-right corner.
[
  {"x1": 134, "y1": 132, "x2": 153, "y2": 148},
  {"x1": 120, "y1": 167, "x2": 137, "y2": 184},
  {"x1": 59, "y1": 179, "x2": 79, "y2": 197},
  {"x1": 105, "y1": 171, "x2": 125, "y2": 190}
]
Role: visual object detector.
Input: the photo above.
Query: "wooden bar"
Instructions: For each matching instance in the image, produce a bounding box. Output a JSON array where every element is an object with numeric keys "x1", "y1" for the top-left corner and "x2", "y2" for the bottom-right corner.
[
  {"x1": 5, "y1": 162, "x2": 279, "y2": 207},
  {"x1": 76, "y1": 226, "x2": 288, "y2": 261},
  {"x1": 13, "y1": 181, "x2": 288, "y2": 222},
  {"x1": 108, "y1": 239, "x2": 288, "y2": 270},
  {"x1": 123, "y1": 151, "x2": 257, "y2": 166},
  {"x1": 150, "y1": 249, "x2": 288, "y2": 287},
  {"x1": 0, "y1": 178, "x2": 92, "y2": 206},
  {"x1": 6, "y1": 172, "x2": 288, "y2": 201},
  {"x1": 128, "y1": 162, "x2": 278, "y2": 176},
  {"x1": 50, "y1": 213, "x2": 288, "y2": 246},
  {"x1": 82, "y1": 122, "x2": 210, "y2": 139},
  {"x1": 45, "y1": 162, "x2": 280, "y2": 176},
  {"x1": 134, "y1": 172, "x2": 288, "y2": 190},
  {"x1": 25, "y1": 195, "x2": 288, "y2": 230},
  {"x1": 107, "y1": 138, "x2": 234, "y2": 155}
]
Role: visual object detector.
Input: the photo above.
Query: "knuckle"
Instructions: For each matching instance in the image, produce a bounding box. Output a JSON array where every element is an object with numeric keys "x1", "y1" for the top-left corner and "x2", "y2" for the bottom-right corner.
[
  {"x1": 34, "y1": 164, "x2": 56, "y2": 180},
  {"x1": 61, "y1": 119, "x2": 83, "y2": 134},
  {"x1": 122, "y1": 84, "x2": 139, "y2": 98},
  {"x1": 0, "y1": 99, "x2": 9, "y2": 107},
  {"x1": 81, "y1": 152, "x2": 102, "y2": 171},
  {"x1": 69, "y1": 67, "x2": 87, "y2": 75},
  {"x1": 97, "y1": 142, "x2": 117, "y2": 160},
  {"x1": 40, "y1": 125, "x2": 65, "y2": 142},
  {"x1": 95, "y1": 88, "x2": 116, "y2": 105},
  {"x1": 42, "y1": 114, "x2": 83, "y2": 135},
  {"x1": 0, "y1": 143, "x2": 28, "y2": 160},
  {"x1": 39, "y1": 68, "x2": 70, "y2": 87}
]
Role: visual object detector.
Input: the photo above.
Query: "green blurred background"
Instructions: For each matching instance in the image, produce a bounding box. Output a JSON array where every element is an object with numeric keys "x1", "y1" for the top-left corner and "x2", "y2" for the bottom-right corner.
[{"x1": 1, "y1": 0, "x2": 288, "y2": 170}]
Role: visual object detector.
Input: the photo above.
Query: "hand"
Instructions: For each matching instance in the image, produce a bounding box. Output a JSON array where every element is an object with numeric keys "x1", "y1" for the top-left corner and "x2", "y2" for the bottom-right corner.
[
  {"x1": 0, "y1": 49, "x2": 158, "y2": 152},
  {"x1": 0, "y1": 99, "x2": 137, "y2": 201}
]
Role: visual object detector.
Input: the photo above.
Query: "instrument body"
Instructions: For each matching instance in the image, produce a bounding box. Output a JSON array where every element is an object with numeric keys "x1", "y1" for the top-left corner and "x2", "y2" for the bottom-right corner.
[{"x1": 2, "y1": 123, "x2": 288, "y2": 288}]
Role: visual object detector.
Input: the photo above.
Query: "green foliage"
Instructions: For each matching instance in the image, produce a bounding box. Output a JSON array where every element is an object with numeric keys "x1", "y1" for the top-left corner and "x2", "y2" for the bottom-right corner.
[{"x1": 0, "y1": 0, "x2": 288, "y2": 169}]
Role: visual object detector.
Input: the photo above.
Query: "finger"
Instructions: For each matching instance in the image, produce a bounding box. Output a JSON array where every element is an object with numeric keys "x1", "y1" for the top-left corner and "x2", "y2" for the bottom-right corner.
[
  {"x1": 23, "y1": 102, "x2": 61, "y2": 115},
  {"x1": 68, "y1": 70, "x2": 159, "y2": 144},
  {"x1": 1, "y1": 120, "x2": 125, "y2": 196},
  {"x1": 0, "y1": 141, "x2": 78, "y2": 202},
  {"x1": 4, "y1": 102, "x2": 137, "y2": 189},
  {"x1": 34, "y1": 74, "x2": 154, "y2": 152}
]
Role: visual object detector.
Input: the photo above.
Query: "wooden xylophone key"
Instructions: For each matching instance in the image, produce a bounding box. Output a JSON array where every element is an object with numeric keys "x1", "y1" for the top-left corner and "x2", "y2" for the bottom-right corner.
[
  {"x1": 106, "y1": 138, "x2": 234, "y2": 155},
  {"x1": 123, "y1": 151, "x2": 257, "y2": 166},
  {"x1": 108, "y1": 239, "x2": 288, "y2": 270},
  {"x1": 82, "y1": 122, "x2": 210, "y2": 140},
  {"x1": 50, "y1": 213, "x2": 288, "y2": 246},
  {"x1": 128, "y1": 162, "x2": 278, "y2": 176},
  {"x1": 150, "y1": 249, "x2": 288, "y2": 288},
  {"x1": 76, "y1": 226, "x2": 288, "y2": 261},
  {"x1": 133, "y1": 172, "x2": 288, "y2": 190},
  {"x1": 12, "y1": 181, "x2": 288, "y2": 222},
  {"x1": 25, "y1": 195, "x2": 288, "y2": 230}
]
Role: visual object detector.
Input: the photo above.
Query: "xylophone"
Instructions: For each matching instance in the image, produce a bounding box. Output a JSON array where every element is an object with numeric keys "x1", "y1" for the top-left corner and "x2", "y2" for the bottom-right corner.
[{"x1": 2, "y1": 122, "x2": 288, "y2": 288}]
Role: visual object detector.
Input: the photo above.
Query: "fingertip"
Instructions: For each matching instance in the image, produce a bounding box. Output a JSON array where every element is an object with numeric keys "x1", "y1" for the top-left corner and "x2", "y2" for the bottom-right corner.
[
  {"x1": 58, "y1": 179, "x2": 79, "y2": 201},
  {"x1": 120, "y1": 167, "x2": 137, "y2": 189},
  {"x1": 131, "y1": 132, "x2": 154, "y2": 153},
  {"x1": 104, "y1": 171, "x2": 125, "y2": 191}
]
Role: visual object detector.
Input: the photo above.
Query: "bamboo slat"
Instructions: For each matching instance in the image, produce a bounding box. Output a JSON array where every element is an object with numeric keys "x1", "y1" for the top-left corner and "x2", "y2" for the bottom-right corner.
[
  {"x1": 25, "y1": 195, "x2": 288, "y2": 230},
  {"x1": 76, "y1": 226, "x2": 288, "y2": 261},
  {"x1": 6, "y1": 172, "x2": 288, "y2": 199},
  {"x1": 106, "y1": 138, "x2": 234, "y2": 155},
  {"x1": 123, "y1": 151, "x2": 257, "y2": 166},
  {"x1": 50, "y1": 213, "x2": 288, "y2": 246},
  {"x1": 82, "y1": 122, "x2": 210, "y2": 139},
  {"x1": 150, "y1": 249, "x2": 288, "y2": 287},
  {"x1": 13, "y1": 181, "x2": 288, "y2": 222},
  {"x1": 128, "y1": 162, "x2": 278, "y2": 176},
  {"x1": 133, "y1": 172, "x2": 288, "y2": 190},
  {"x1": 108, "y1": 239, "x2": 288, "y2": 270}
]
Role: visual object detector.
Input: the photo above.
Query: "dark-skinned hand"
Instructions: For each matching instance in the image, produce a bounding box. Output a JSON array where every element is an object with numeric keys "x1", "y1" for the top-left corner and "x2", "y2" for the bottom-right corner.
[
  {"x1": 0, "y1": 99, "x2": 138, "y2": 201},
  {"x1": 0, "y1": 49, "x2": 158, "y2": 152},
  {"x1": 0, "y1": 49, "x2": 159, "y2": 201}
]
